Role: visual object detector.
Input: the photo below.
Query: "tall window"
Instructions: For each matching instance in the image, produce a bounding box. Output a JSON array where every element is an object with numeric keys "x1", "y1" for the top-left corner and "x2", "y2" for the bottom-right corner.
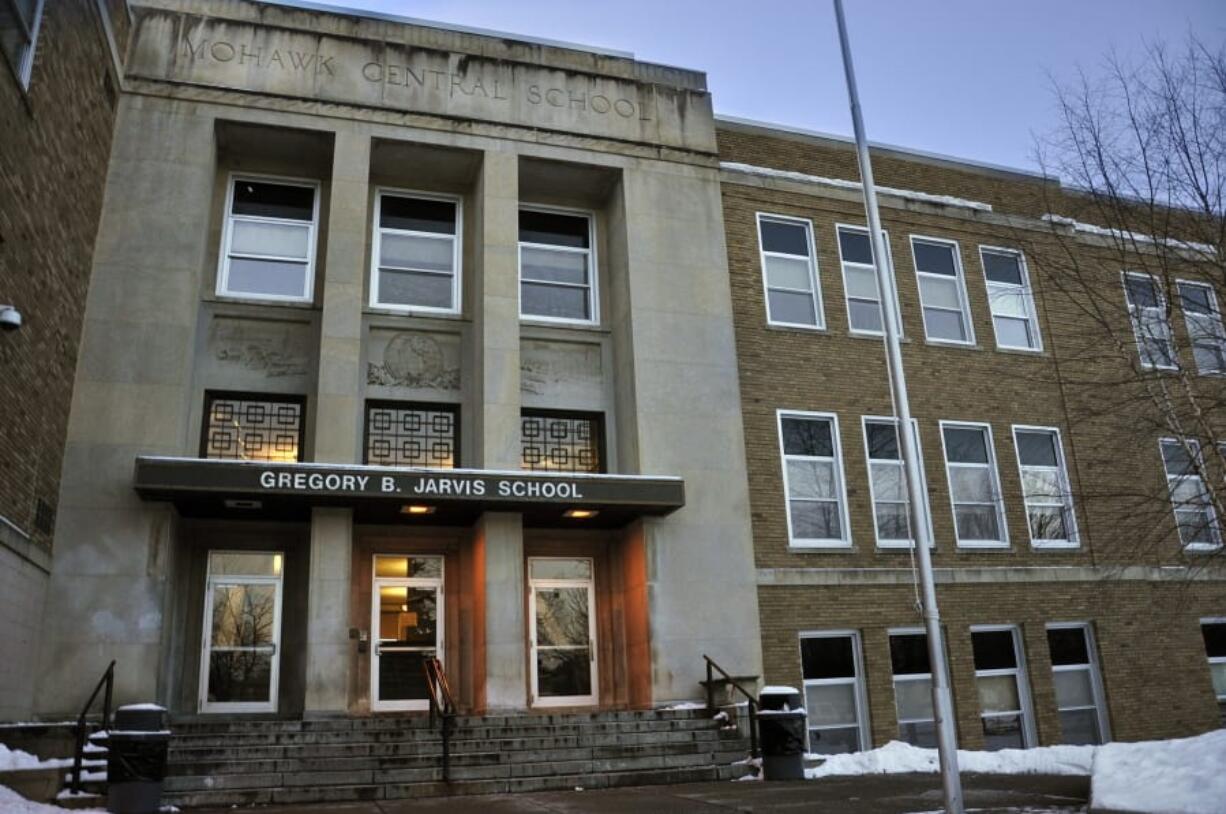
[
  {"x1": 1013, "y1": 426, "x2": 1078, "y2": 548},
  {"x1": 1122, "y1": 272, "x2": 1176, "y2": 370},
  {"x1": 365, "y1": 402, "x2": 458, "y2": 469},
  {"x1": 519, "y1": 208, "x2": 596, "y2": 324},
  {"x1": 1201, "y1": 620, "x2": 1226, "y2": 725},
  {"x1": 758, "y1": 214, "x2": 823, "y2": 329},
  {"x1": 0, "y1": 0, "x2": 43, "y2": 88},
  {"x1": 863, "y1": 417, "x2": 932, "y2": 549},
  {"x1": 1177, "y1": 280, "x2": 1226, "y2": 375},
  {"x1": 370, "y1": 192, "x2": 461, "y2": 313},
  {"x1": 912, "y1": 236, "x2": 974, "y2": 344},
  {"x1": 889, "y1": 631, "x2": 937, "y2": 747},
  {"x1": 1160, "y1": 438, "x2": 1221, "y2": 551},
  {"x1": 980, "y1": 247, "x2": 1041, "y2": 351},
  {"x1": 202, "y1": 392, "x2": 304, "y2": 463},
  {"x1": 1046, "y1": 624, "x2": 1109, "y2": 745},
  {"x1": 837, "y1": 225, "x2": 900, "y2": 335},
  {"x1": 521, "y1": 410, "x2": 603, "y2": 474},
  {"x1": 777, "y1": 411, "x2": 850, "y2": 547},
  {"x1": 800, "y1": 632, "x2": 870, "y2": 754},
  {"x1": 971, "y1": 626, "x2": 1034, "y2": 750},
  {"x1": 217, "y1": 176, "x2": 319, "y2": 303},
  {"x1": 941, "y1": 422, "x2": 1007, "y2": 548}
]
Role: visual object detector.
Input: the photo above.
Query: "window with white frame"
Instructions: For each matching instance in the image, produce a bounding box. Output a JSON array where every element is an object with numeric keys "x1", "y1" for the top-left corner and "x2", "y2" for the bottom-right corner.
[
  {"x1": 1, "y1": 0, "x2": 43, "y2": 89},
  {"x1": 758, "y1": 214, "x2": 823, "y2": 328},
  {"x1": 1200, "y1": 620, "x2": 1226, "y2": 725},
  {"x1": 217, "y1": 176, "x2": 319, "y2": 302},
  {"x1": 1160, "y1": 438, "x2": 1221, "y2": 551},
  {"x1": 1177, "y1": 280, "x2": 1226, "y2": 374},
  {"x1": 863, "y1": 417, "x2": 932, "y2": 548},
  {"x1": 1013, "y1": 427, "x2": 1078, "y2": 548},
  {"x1": 800, "y1": 632, "x2": 870, "y2": 754},
  {"x1": 370, "y1": 192, "x2": 461, "y2": 313},
  {"x1": 912, "y1": 237, "x2": 973, "y2": 344},
  {"x1": 971, "y1": 626, "x2": 1034, "y2": 750},
  {"x1": 518, "y1": 208, "x2": 596, "y2": 324},
  {"x1": 941, "y1": 423, "x2": 1007, "y2": 547},
  {"x1": 981, "y1": 248, "x2": 1041, "y2": 351},
  {"x1": 1046, "y1": 624, "x2": 1109, "y2": 745},
  {"x1": 778, "y1": 411, "x2": 850, "y2": 547},
  {"x1": 889, "y1": 631, "x2": 937, "y2": 747},
  {"x1": 1122, "y1": 273, "x2": 1177, "y2": 370},
  {"x1": 837, "y1": 225, "x2": 900, "y2": 335}
]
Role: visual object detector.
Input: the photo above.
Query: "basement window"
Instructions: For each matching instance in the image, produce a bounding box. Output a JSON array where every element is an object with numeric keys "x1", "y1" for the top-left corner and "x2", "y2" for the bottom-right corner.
[
  {"x1": 971, "y1": 626, "x2": 1035, "y2": 750},
  {"x1": 799, "y1": 631, "x2": 870, "y2": 754},
  {"x1": 217, "y1": 175, "x2": 320, "y2": 303},
  {"x1": 1201, "y1": 620, "x2": 1226, "y2": 725}
]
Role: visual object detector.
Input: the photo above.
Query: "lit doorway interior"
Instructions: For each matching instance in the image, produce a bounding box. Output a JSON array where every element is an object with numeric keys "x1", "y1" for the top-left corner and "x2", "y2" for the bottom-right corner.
[{"x1": 372, "y1": 554, "x2": 444, "y2": 711}]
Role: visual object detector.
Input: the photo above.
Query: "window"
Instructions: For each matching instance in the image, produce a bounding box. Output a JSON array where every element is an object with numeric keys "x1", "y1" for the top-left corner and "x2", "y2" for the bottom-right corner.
[
  {"x1": 521, "y1": 410, "x2": 603, "y2": 473},
  {"x1": 364, "y1": 402, "x2": 458, "y2": 468},
  {"x1": 912, "y1": 237, "x2": 974, "y2": 344},
  {"x1": 370, "y1": 192, "x2": 461, "y2": 313},
  {"x1": 837, "y1": 225, "x2": 900, "y2": 335},
  {"x1": 1013, "y1": 426, "x2": 1078, "y2": 548},
  {"x1": 202, "y1": 392, "x2": 304, "y2": 463},
  {"x1": 941, "y1": 422, "x2": 1007, "y2": 547},
  {"x1": 889, "y1": 631, "x2": 937, "y2": 747},
  {"x1": 0, "y1": 0, "x2": 43, "y2": 89},
  {"x1": 862, "y1": 417, "x2": 933, "y2": 549},
  {"x1": 519, "y1": 208, "x2": 596, "y2": 324},
  {"x1": 1122, "y1": 272, "x2": 1176, "y2": 369},
  {"x1": 217, "y1": 176, "x2": 319, "y2": 302},
  {"x1": 758, "y1": 214, "x2": 823, "y2": 329},
  {"x1": 1178, "y1": 281, "x2": 1226, "y2": 374},
  {"x1": 778, "y1": 411, "x2": 850, "y2": 547},
  {"x1": 980, "y1": 248, "x2": 1041, "y2": 351},
  {"x1": 1201, "y1": 620, "x2": 1226, "y2": 725},
  {"x1": 1160, "y1": 438, "x2": 1221, "y2": 551},
  {"x1": 800, "y1": 632, "x2": 870, "y2": 754},
  {"x1": 971, "y1": 626, "x2": 1035, "y2": 750},
  {"x1": 1046, "y1": 624, "x2": 1109, "y2": 745}
]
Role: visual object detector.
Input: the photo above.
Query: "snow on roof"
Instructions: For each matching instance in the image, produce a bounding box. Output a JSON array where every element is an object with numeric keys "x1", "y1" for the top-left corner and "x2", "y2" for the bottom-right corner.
[
  {"x1": 1042, "y1": 213, "x2": 1216, "y2": 255},
  {"x1": 720, "y1": 162, "x2": 993, "y2": 212}
]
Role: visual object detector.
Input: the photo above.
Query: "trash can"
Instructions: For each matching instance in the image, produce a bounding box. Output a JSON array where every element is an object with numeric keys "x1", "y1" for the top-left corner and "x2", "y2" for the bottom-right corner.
[
  {"x1": 106, "y1": 704, "x2": 170, "y2": 814},
  {"x1": 757, "y1": 686, "x2": 807, "y2": 781}
]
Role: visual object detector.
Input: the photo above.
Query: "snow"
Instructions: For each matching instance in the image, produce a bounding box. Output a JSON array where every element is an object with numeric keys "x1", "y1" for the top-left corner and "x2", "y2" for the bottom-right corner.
[
  {"x1": 720, "y1": 161, "x2": 994, "y2": 212},
  {"x1": 1041, "y1": 213, "x2": 1216, "y2": 255},
  {"x1": 0, "y1": 745, "x2": 77, "y2": 771},
  {"x1": 1, "y1": 784, "x2": 105, "y2": 813},
  {"x1": 759, "y1": 685, "x2": 799, "y2": 695},
  {"x1": 117, "y1": 703, "x2": 166, "y2": 712},
  {"x1": 662, "y1": 701, "x2": 706, "y2": 711}
]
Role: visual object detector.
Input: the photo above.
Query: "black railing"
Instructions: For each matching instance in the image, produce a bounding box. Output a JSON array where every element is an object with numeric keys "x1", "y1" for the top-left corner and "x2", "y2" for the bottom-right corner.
[
  {"x1": 423, "y1": 657, "x2": 456, "y2": 782},
  {"x1": 702, "y1": 654, "x2": 759, "y2": 759},
  {"x1": 71, "y1": 660, "x2": 116, "y2": 794}
]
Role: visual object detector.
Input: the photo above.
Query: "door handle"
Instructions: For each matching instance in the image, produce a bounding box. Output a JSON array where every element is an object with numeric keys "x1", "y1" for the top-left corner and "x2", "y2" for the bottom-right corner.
[{"x1": 589, "y1": 639, "x2": 595, "y2": 662}]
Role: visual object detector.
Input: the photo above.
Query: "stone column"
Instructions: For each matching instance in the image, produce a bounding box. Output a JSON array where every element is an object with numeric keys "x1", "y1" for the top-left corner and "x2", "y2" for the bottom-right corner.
[
  {"x1": 304, "y1": 128, "x2": 369, "y2": 715},
  {"x1": 472, "y1": 148, "x2": 528, "y2": 710}
]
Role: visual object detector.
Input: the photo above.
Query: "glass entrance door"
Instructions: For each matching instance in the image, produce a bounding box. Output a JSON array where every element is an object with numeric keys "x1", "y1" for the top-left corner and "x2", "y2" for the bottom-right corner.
[
  {"x1": 372, "y1": 555, "x2": 443, "y2": 711},
  {"x1": 199, "y1": 551, "x2": 284, "y2": 714},
  {"x1": 529, "y1": 557, "x2": 597, "y2": 707}
]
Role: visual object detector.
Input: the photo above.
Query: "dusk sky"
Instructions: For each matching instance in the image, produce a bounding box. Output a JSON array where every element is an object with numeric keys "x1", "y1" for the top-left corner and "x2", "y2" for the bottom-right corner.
[{"x1": 289, "y1": 0, "x2": 1224, "y2": 174}]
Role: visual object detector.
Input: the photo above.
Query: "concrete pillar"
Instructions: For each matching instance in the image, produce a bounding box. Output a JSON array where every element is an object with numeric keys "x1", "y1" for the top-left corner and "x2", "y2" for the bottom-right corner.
[
  {"x1": 304, "y1": 508, "x2": 353, "y2": 714},
  {"x1": 477, "y1": 512, "x2": 526, "y2": 710}
]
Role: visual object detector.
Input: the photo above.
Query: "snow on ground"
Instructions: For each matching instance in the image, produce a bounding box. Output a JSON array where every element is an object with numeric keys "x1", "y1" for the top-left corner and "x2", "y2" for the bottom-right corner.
[
  {"x1": 0, "y1": 784, "x2": 104, "y2": 813},
  {"x1": 804, "y1": 729, "x2": 1226, "y2": 814},
  {"x1": 0, "y1": 745, "x2": 76, "y2": 771}
]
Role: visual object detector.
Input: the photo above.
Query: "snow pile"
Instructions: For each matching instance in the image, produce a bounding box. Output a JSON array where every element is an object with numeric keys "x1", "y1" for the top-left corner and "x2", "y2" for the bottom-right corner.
[
  {"x1": 1, "y1": 784, "x2": 104, "y2": 813},
  {"x1": 0, "y1": 745, "x2": 75, "y2": 771},
  {"x1": 720, "y1": 161, "x2": 994, "y2": 212},
  {"x1": 1091, "y1": 728, "x2": 1226, "y2": 814}
]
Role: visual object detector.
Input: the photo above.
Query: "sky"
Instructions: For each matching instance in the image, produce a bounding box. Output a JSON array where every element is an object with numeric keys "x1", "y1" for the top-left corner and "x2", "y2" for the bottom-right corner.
[{"x1": 291, "y1": 0, "x2": 1224, "y2": 173}]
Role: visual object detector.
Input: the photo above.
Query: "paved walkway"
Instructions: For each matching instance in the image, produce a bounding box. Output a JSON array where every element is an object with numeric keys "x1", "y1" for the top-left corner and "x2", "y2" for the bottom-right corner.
[{"x1": 192, "y1": 774, "x2": 1091, "y2": 813}]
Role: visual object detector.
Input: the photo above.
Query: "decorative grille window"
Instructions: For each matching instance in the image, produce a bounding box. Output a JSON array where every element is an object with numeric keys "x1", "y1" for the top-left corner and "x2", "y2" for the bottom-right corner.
[
  {"x1": 202, "y1": 393, "x2": 304, "y2": 462},
  {"x1": 365, "y1": 402, "x2": 458, "y2": 469},
  {"x1": 521, "y1": 411, "x2": 603, "y2": 474}
]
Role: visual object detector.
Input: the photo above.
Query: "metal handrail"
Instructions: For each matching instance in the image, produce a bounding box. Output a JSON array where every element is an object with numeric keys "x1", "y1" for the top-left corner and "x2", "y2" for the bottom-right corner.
[
  {"x1": 422, "y1": 657, "x2": 455, "y2": 782},
  {"x1": 702, "y1": 654, "x2": 759, "y2": 759},
  {"x1": 71, "y1": 660, "x2": 116, "y2": 794}
]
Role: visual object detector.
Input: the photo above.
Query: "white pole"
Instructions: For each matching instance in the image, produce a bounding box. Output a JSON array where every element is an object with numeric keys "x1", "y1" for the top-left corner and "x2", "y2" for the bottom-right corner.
[{"x1": 831, "y1": 2, "x2": 965, "y2": 811}]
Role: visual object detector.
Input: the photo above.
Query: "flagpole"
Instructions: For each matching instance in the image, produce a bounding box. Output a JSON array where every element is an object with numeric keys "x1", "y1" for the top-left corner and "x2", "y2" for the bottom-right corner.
[{"x1": 831, "y1": 2, "x2": 964, "y2": 811}]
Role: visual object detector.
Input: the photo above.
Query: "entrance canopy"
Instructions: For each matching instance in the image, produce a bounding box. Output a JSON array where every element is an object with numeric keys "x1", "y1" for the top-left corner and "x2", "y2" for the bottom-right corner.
[{"x1": 133, "y1": 456, "x2": 685, "y2": 528}]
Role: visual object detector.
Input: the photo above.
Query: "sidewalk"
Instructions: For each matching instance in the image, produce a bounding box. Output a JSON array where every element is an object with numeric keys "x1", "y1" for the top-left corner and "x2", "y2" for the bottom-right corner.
[{"x1": 191, "y1": 774, "x2": 1091, "y2": 813}]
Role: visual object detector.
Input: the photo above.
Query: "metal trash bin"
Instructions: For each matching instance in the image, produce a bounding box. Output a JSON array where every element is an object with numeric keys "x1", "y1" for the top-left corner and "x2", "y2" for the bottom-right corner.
[
  {"x1": 757, "y1": 686, "x2": 807, "y2": 781},
  {"x1": 106, "y1": 704, "x2": 170, "y2": 814}
]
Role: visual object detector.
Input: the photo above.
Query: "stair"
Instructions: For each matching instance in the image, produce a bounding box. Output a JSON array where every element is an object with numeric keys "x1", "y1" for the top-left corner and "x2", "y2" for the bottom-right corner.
[{"x1": 163, "y1": 708, "x2": 753, "y2": 807}]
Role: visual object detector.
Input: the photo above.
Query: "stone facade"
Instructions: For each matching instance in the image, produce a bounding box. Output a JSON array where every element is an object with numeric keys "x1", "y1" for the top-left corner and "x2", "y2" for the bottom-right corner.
[{"x1": 0, "y1": 0, "x2": 125, "y2": 720}]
